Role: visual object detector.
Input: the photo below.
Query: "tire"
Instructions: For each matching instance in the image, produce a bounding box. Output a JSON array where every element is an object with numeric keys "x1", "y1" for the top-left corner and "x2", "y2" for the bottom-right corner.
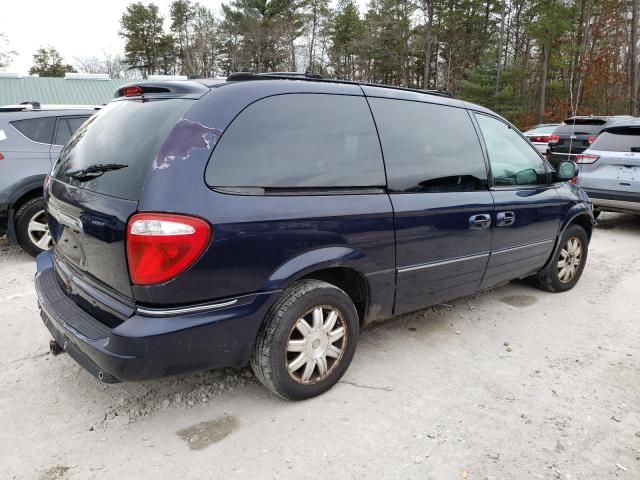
[
  {"x1": 535, "y1": 224, "x2": 589, "y2": 293},
  {"x1": 15, "y1": 197, "x2": 53, "y2": 257},
  {"x1": 251, "y1": 279, "x2": 359, "y2": 400}
]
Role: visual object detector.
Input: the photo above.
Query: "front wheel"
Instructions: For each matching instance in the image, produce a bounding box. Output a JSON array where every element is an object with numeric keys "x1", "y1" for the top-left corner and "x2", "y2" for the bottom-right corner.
[
  {"x1": 251, "y1": 280, "x2": 359, "y2": 400},
  {"x1": 535, "y1": 224, "x2": 589, "y2": 292}
]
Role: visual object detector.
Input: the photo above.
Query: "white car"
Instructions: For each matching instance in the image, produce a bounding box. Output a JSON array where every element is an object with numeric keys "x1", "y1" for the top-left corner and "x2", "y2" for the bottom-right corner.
[{"x1": 524, "y1": 123, "x2": 560, "y2": 154}]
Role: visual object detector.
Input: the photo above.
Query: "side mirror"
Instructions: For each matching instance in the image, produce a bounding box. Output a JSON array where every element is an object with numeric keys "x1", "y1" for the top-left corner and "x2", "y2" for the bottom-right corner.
[
  {"x1": 514, "y1": 168, "x2": 538, "y2": 185},
  {"x1": 557, "y1": 161, "x2": 578, "y2": 181}
]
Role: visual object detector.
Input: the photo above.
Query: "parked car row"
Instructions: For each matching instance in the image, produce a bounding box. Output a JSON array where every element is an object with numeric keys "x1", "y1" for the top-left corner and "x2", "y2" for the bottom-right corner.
[
  {"x1": 34, "y1": 73, "x2": 594, "y2": 400},
  {"x1": 522, "y1": 115, "x2": 640, "y2": 216},
  {"x1": 575, "y1": 119, "x2": 640, "y2": 217},
  {"x1": 0, "y1": 103, "x2": 98, "y2": 255}
]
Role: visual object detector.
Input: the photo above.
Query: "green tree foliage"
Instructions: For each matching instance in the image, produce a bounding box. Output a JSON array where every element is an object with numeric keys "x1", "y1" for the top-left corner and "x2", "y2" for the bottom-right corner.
[
  {"x1": 116, "y1": 0, "x2": 637, "y2": 127},
  {"x1": 29, "y1": 47, "x2": 76, "y2": 77},
  {"x1": 120, "y1": 2, "x2": 175, "y2": 77}
]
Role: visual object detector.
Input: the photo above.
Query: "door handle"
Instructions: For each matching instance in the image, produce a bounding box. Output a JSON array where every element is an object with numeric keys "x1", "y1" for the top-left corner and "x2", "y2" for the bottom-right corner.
[
  {"x1": 469, "y1": 214, "x2": 491, "y2": 229},
  {"x1": 496, "y1": 211, "x2": 515, "y2": 227}
]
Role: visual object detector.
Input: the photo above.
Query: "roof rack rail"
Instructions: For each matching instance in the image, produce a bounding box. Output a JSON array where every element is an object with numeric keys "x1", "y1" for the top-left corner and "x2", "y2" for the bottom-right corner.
[
  {"x1": 225, "y1": 71, "x2": 452, "y2": 98},
  {"x1": 0, "y1": 101, "x2": 42, "y2": 112},
  {"x1": 256, "y1": 71, "x2": 323, "y2": 79},
  {"x1": 20, "y1": 101, "x2": 41, "y2": 109},
  {"x1": 226, "y1": 71, "x2": 322, "y2": 82}
]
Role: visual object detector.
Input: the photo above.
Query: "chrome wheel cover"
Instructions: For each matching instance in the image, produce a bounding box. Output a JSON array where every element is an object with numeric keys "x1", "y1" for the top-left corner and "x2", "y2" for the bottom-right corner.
[
  {"x1": 27, "y1": 209, "x2": 53, "y2": 251},
  {"x1": 286, "y1": 306, "x2": 347, "y2": 384},
  {"x1": 557, "y1": 236, "x2": 583, "y2": 284}
]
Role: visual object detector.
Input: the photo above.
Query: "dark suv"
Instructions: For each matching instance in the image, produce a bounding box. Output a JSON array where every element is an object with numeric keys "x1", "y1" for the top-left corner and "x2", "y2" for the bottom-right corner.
[
  {"x1": 35, "y1": 74, "x2": 594, "y2": 400},
  {"x1": 548, "y1": 115, "x2": 633, "y2": 169}
]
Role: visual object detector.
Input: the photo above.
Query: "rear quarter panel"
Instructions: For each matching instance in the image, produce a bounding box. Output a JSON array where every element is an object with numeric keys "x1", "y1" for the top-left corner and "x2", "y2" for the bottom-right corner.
[{"x1": 0, "y1": 124, "x2": 51, "y2": 202}]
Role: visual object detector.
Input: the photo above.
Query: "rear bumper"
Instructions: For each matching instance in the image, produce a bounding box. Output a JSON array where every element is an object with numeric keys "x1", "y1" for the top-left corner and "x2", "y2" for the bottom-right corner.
[
  {"x1": 583, "y1": 188, "x2": 640, "y2": 213},
  {"x1": 35, "y1": 251, "x2": 276, "y2": 382}
]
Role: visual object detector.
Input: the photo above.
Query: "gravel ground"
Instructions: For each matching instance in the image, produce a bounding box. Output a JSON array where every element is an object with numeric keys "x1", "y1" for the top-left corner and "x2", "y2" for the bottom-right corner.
[{"x1": 0, "y1": 213, "x2": 639, "y2": 480}]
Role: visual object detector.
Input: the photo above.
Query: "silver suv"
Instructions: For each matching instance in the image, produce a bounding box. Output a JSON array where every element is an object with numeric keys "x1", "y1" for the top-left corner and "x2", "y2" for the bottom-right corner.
[
  {"x1": 576, "y1": 119, "x2": 640, "y2": 217},
  {"x1": 0, "y1": 103, "x2": 99, "y2": 255}
]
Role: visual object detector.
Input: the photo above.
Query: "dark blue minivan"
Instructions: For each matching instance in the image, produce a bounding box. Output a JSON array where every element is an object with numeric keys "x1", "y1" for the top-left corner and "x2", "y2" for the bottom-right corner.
[{"x1": 36, "y1": 74, "x2": 594, "y2": 400}]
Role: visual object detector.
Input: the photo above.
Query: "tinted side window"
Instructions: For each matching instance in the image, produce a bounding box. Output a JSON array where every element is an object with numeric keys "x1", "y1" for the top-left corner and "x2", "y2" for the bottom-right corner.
[
  {"x1": 476, "y1": 114, "x2": 548, "y2": 186},
  {"x1": 10, "y1": 117, "x2": 56, "y2": 144},
  {"x1": 54, "y1": 119, "x2": 72, "y2": 146},
  {"x1": 206, "y1": 94, "x2": 385, "y2": 189},
  {"x1": 68, "y1": 116, "x2": 88, "y2": 133},
  {"x1": 368, "y1": 98, "x2": 487, "y2": 193}
]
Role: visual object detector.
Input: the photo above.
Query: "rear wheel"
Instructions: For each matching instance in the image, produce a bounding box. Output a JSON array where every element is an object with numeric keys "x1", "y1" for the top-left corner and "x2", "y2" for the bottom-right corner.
[
  {"x1": 535, "y1": 224, "x2": 589, "y2": 292},
  {"x1": 251, "y1": 280, "x2": 359, "y2": 400},
  {"x1": 15, "y1": 197, "x2": 53, "y2": 257}
]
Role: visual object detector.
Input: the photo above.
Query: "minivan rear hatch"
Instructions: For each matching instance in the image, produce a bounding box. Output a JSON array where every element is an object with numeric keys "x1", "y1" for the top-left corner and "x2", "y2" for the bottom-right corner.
[{"x1": 48, "y1": 97, "x2": 196, "y2": 304}]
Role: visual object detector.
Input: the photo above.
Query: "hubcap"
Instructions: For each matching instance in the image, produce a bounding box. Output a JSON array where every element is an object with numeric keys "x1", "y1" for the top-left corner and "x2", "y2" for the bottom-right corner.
[
  {"x1": 557, "y1": 236, "x2": 583, "y2": 283},
  {"x1": 27, "y1": 210, "x2": 53, "y2": 251},
  {"x1": 286, "y1": 306, "x2": 347, "y2": 384}
]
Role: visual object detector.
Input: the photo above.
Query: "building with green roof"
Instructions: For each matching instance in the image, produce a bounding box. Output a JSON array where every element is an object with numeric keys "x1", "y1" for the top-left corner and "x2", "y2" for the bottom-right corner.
[{"x1": 0, "y1": 74, "x2": 140, "y2": 106}]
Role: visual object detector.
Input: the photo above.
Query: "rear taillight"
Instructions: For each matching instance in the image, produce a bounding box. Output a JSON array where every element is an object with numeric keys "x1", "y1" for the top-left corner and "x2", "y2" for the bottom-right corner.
[
  {"x1": 126, "y1": 213, "x2": 212, "y2": 285},
  {"x1": 0, "y1": 152, "x2": 4, "y2": 160},
  {"x1": 530, "y1": 135, "x2": 550, "y2": 143},
  {"x1": 548, "y1": 135, "x2": 560, "y2": 144},
  {"x1": 124, "y1": 85, "x2": 143, "y2": 97},
  {"x1": 587, "y1": 135, "x2": 596, "y2": 144},
  {"x1": 575, "y1": 154, "x2": 600, "y2": 164}
]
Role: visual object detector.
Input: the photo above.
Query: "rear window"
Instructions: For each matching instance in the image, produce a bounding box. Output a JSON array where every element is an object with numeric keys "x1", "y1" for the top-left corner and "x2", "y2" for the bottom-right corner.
[
  {"x1": 205, "y1": 94, "x2": 385, "y2": 190},
  {"x1": 10, "y1": 117, "x2": 55, "y2": 144},
  {"x1": 554, "y1": 122, "x2": 604, "y2": 135},
  {"x1": 52, "y1": 99, "x2": 193, "y2": 200},
  {"x1": 527, "y1": 125, "x2": 557, "y2": 134},
  {"x1": 590, "y1": 129, "x2": 640, "y2": 152}
]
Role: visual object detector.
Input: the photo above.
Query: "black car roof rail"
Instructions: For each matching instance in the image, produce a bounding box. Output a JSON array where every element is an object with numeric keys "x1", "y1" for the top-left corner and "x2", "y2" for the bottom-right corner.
[
  {"x1": 225, "y1": 72, "x2": 452, "y2": 98},
  {"x1": 20, "y1": 101, "x2": 41, "y2": 109},
  {"x1": 0, "y1": 101, "x2": 42, "y2": 112}
]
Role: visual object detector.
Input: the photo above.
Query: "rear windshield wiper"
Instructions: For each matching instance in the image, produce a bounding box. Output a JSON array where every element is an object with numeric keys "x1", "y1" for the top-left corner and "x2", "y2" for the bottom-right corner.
[{"x1": 66, "y1": 163, "x2": 128, "y2": 181}]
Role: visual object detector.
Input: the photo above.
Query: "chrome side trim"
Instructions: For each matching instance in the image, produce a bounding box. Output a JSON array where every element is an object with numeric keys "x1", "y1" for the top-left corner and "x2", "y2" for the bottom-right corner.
[
  {"x1": 397, "y1": 252, "x2": 490, "y2": 274},
  {"x1": 137, "y1": 299, "x2": 238, "y2": 317},
  {"x1": 491, "y1": 238, "x2": 555, "y2": 255},
  {"x1": 591, "y1": 198, "x2": 640, "y2": 212}
]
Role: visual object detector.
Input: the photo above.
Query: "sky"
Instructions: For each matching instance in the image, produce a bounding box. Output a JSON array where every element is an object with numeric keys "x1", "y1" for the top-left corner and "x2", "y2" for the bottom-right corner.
[{"x1": 1, "y1": 0, "x2": 225, "y2": 74}]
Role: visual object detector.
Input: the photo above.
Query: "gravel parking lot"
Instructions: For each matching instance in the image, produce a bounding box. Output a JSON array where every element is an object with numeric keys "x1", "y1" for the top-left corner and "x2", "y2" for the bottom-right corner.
[{"x1": 1, "y1": 213, "x2": 639, "y2": 480}]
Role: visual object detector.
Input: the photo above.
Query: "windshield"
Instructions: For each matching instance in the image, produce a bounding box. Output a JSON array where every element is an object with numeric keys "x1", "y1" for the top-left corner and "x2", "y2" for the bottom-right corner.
[{"x1": 51, "y1": 99, "x2": 193, "y2": 200}]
